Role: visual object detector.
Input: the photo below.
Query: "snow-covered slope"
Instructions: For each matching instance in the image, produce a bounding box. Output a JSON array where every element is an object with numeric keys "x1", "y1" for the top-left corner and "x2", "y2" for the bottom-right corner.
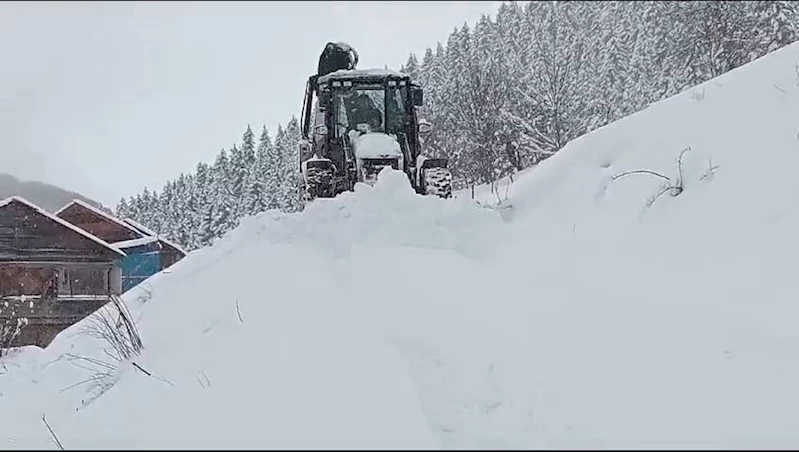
[{"x1": 3, "y1": 41, "x2": 799, "y2": 449}]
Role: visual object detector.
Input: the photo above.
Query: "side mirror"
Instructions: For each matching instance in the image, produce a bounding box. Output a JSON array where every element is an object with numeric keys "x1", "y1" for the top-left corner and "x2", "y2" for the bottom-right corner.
[
  {"x1": 314, "y1": 124, "x2": 328, "y2": 136},
  {"x1": 412, "y1": 87, "x2": 424, "y2": 107},
  {"x1": 418, "y1": 119, "x2": 433, "y2": 135}
]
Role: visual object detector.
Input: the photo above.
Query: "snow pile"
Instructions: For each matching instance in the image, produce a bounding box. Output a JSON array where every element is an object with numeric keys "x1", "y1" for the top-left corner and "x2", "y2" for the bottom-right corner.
[
  {"x1": 4, "y1": 41, "x2": 799, "y2": 449},
  {"x1": 227, "y1": 169, "x2": 509, "y2": 260}
]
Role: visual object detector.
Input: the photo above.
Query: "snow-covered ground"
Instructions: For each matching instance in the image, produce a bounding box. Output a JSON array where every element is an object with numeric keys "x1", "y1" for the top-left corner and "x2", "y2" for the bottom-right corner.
[{"x1": 4, "y1": 41, "x2": 799, "y2": 449}]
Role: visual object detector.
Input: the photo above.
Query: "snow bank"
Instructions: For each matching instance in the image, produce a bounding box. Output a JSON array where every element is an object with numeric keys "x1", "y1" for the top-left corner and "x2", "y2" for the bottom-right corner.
[
  {"x1": 464, "y1": 40, "x2": 799, "y2": 446},
  {"x1": 226, "y1": 168, "x2": 508, "y2": 260}
]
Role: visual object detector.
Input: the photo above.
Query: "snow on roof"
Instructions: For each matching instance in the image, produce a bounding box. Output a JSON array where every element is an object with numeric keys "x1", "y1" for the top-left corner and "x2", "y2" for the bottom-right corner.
[
  {"x1": 318, "y1": 68, "x2": 409, "y2": 84},
  {"x1": 112, "y1": 236, "x2": 161, "y2": 250},
  {"x1": 0, "y1": 196, "x2": 126, "y2": 257},
  {"x1": 122, "y1": 217, "x2": 157, "y2": 237},
  {"x1": 55, "y1": 199, "x2": 144, "y2": 238},
  {"x1": 123, "y1": 218, "x2": 187, "y2": 256}
]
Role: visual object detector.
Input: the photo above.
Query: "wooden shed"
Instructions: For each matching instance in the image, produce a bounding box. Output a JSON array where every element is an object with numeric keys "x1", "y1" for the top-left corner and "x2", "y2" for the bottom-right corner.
[
  {"x1": 54, "y1": 199, "x2": 142, "y2": 244},
  {"x1": 55, "y1": 200, "x2": 187, "y2": 292},
  {"x1": 0, "y1": 196, "x2": 125, "y2": 349}
]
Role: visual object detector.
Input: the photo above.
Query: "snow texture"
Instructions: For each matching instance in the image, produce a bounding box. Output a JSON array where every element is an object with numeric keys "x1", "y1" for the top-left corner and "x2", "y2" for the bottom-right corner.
[{"x1": 3, "y1": 41, "x2": 799, "y2": 449}]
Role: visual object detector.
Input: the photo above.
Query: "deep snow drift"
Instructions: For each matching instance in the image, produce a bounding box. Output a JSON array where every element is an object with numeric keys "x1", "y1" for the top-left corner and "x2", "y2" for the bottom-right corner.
[{"x1": 4, "y1": 41, "x2": 799, "y2": 449}]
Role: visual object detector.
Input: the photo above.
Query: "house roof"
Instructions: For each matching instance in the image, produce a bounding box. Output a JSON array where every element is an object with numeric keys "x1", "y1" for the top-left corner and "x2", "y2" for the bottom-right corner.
[
  {"x1": 113, "y1": 235, "x2": 161, "y2": 250},
  {"x1": 123, "y1": 218, "x2": 187, "y2": 256},
  {"x1": 0, "y1": 196, "x2": 126, "y2": 257},
  {"x1": 55, "y1": 199, "x2": 144, "y2": 239}
]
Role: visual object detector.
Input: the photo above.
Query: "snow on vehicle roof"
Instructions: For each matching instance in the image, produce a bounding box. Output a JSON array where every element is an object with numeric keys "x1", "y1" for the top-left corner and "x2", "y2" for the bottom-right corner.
[
  {"x1": 0, "y1": 196, "x2": 126, "y2": 257},
  {"x1": 318, "y1": 68, "x2": 409, "y2": 84}
]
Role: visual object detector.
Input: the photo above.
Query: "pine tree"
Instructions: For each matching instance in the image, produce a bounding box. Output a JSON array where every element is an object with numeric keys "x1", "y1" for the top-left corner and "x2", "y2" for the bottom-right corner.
[
  {"x1": 233, "y1": 125, "x2": 257, "y2": 218},
  {"x1": 401, "y1": 54, "x2": 421, "y2": 80},
  {"x1": 116, "y1": 197, "x2": 130, "y2": 219},
  {"x1": 243, "y1": 125, "x2": 273, "y2": 215},
  {"x1": 280, "y1": 117, "x2": 303, "y2": 212},
  {"x1": 188, "y1": 162, "x2": 212, "y2": 249},
  {"x1": 200, "y1": 149, "x2": 238, "y2": 244}
]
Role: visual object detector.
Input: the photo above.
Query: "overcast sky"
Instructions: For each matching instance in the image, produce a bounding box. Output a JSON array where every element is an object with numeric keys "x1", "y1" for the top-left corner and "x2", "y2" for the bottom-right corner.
[{"x1": 0, "y1": 1, "x2": 502, "y2": 208}]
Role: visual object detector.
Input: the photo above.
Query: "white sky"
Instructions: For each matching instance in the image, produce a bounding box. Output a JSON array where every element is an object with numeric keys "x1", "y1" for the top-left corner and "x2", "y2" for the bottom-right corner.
[{"x1": 0, "y1": 1, "x2": 502, "y2": 208}]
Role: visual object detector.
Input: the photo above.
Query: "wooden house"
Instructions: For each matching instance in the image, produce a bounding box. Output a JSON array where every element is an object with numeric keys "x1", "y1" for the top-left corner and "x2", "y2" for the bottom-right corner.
[
  {"x1": 55, "y1": 200, "x2": 187, "y2": 292},
  {"x1": 54, "y1": 199, "x2": 142, "y2": 244},
  {"x1": 0, "y1": 196, "x2": 125, "y2": 348}
]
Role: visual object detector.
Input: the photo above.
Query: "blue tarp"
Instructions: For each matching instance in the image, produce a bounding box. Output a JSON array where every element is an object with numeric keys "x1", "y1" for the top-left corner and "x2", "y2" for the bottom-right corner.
[{"x1": 120, "y1": 250, "x2": 161, "y2": 292}]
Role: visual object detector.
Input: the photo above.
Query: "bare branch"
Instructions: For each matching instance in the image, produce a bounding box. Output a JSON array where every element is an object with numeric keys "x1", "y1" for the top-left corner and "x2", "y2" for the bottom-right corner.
[
  {"x1": 197, "y1": 370, "x2": 211, "y2": 389},
  {"x1": 1, "y1": 317, "x2": 29, "y2": 358},
  {"x1": 236, "y1": 299, "x2": 244, "y2": 324},
  {"x1": 611, "y1": 169, "x2": 671, "y2": 182},
  {"x1": 132, "y1": 362, "x2": 152, "y2": 377},
  {"x1": 699, "y1": 157, "x2": 721, "y2": 182},
  {"x1": 611, "y1": 146, "x2": 692, "y2": 211},
  {"x1": 58, "y1": 295, "x2": 146, "y2": 409},
  {"x1": 59, "y1": 373, "x2": 112, "y2": 394},
  {"x1": 132, "y1": 361, "x2": 176, "y2": 388},
  {"x1": 64, "y1": 353, "x2": 115, "y2": 371},
  {"x1": 41, "y1": 415, "x2": 64, "y2": 451},
  {"x1": 645, "y1": 184, "x2": 675, "y2": 208},
  {"x1": 674, "y1": 146, "x2": 692, "y2": 194}
]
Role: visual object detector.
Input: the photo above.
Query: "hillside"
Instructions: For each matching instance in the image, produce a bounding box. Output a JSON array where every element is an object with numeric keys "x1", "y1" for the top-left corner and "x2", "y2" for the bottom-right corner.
[
  {"x1": 2, "y1": 41, "x2": 799, "y2": 448},
  {"x1": 0, "y1": 173, "x2": 107, "y2": 213}
]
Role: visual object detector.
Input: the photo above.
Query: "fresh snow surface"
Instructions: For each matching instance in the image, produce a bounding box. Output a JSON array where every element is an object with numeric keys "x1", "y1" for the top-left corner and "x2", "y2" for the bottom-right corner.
[{"x1": 4, "y1": 41, "x2": 799, "y2": 449}]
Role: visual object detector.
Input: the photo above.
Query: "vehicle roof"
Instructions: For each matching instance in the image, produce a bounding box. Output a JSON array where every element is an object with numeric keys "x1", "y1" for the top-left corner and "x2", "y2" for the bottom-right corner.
[{"x1": 318, "y1": 68, "x2": 410, "y2": 84}]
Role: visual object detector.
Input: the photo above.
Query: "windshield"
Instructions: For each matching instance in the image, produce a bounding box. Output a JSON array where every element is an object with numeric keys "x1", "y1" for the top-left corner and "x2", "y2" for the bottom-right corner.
[{"x1": 333, "y1": 85, "x2": 406, "y2": 137}]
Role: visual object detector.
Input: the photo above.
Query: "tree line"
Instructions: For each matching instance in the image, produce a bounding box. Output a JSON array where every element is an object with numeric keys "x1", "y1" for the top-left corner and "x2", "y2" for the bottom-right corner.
[
  {"x1": 402, "y1": 0, "x2": 798, "y2": 187},
  {"x1": 116, "y1": 119, "x2": 302, "y2": 251}
]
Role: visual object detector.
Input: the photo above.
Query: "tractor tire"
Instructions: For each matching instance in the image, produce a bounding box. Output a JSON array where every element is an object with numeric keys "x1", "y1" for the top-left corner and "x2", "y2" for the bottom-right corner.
[
  {"x1": 423, "y1": 167, "x2": 453, "y2": 199},
  {"x1": 304, "y1": 166, "x2": 335, "y2": 201}
]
